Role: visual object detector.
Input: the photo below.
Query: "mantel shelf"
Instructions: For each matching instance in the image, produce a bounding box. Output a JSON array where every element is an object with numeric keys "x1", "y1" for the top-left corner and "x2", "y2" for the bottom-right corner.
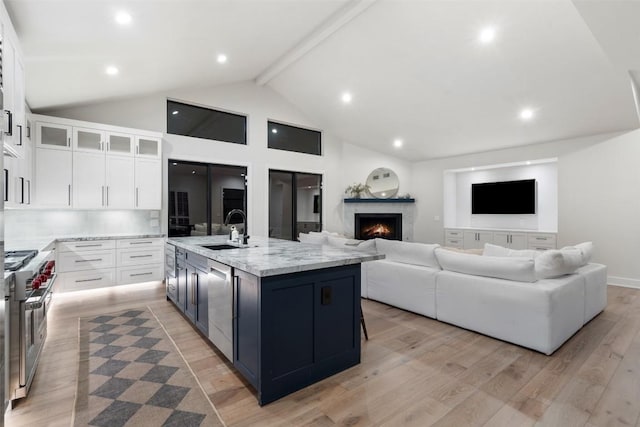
[{"x1": 343, "y1": 198, "x2": 415, "y2": 204}]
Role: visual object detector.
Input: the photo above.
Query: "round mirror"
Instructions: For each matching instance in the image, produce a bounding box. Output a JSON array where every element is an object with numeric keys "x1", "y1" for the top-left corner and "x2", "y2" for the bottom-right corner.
[{"x1": 366, "y1": 167, "x2": 399, "y2": 198}]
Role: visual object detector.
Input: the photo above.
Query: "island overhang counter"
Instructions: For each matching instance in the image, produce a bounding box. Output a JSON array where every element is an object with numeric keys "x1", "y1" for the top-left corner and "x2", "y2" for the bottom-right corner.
[{"x1": 165, "y1": 236, "x2": 383, "y2": 405}]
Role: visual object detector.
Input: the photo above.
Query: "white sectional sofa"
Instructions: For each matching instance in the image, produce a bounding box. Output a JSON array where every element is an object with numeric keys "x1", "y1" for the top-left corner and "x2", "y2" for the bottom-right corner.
[{"x1": 355, "y1": 238, "x2": 607, "y2": 355}]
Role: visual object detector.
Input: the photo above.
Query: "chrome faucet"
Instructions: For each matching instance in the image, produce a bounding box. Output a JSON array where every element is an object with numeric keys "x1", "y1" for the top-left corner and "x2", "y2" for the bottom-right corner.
[{"x1": 224, "y1": 209, "x2": 249, "y2": 245}]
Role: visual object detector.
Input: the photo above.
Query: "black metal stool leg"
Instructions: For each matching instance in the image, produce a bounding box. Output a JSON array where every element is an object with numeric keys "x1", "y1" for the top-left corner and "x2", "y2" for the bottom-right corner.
[{"x1": 360, "y1": 303, "x2": 369, "y2": 340}]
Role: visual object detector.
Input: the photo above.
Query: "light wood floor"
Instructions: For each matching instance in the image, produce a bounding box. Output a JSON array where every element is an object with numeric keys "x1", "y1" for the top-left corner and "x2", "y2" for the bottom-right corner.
[{"x1": 5, "y1": 282, "x2": 640, "y2": 427}]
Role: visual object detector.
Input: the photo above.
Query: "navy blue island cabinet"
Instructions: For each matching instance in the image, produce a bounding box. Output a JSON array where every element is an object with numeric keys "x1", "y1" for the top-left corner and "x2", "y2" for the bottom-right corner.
[{"x1": 233, "y1": 263, "x2": 362, "y2": 405}]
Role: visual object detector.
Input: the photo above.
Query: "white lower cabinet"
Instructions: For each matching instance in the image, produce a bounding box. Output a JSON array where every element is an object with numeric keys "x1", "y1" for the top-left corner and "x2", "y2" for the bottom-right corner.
[
  {"x1": 493, "y1": 232, "x2": 527, "y2": 250},
  {"x1": 58, "y1": 249, "x2": 116, "y2": 272},
  {"x1": 56, "y1": 237, "x2": 164, "y2": 292},
  {"x1": 58, "y1": 269, "x2": 116, "y2": 292},
  {"x1": 117, "y1": 264, "x2": 164, "y2": 285},
  {"x1": 445, "y1": 228, "x2": 557, "y2": 251},
  {"x1": 462, "y1": 231, "x2": 493, "y2": 249},
  {"x1": 117, "y1": 248, "x2": 163, "y2": 267}
]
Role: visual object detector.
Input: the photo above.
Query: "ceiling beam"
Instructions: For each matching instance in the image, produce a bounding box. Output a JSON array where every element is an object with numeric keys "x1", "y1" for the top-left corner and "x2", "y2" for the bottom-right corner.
[{"x1": 255, "y1": 0, "x2": 377, "y2": 86}]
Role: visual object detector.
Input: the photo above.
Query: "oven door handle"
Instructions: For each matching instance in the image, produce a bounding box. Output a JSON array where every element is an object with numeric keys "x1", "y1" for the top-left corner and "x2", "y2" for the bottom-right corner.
[{"x1": 19, "y1": 301, "x2": 27, "y2": 387}]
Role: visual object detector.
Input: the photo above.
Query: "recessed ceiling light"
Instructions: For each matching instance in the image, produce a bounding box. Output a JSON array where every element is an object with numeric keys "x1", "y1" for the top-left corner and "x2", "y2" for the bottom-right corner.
[
  {"x1": 271, "y1": 128, "x2": 278, "y2": 134},
  {"x1": 393, "y1": 138, "x2": 403, "y2": 148},
  {"x1": 192, "y1": 170, "x2": 196, "y2": 174},
  {"x1": 105, "y1": 65, "x2": 119, "y2": 76},
  {"x1": 479, "y1": 26, "x2": 496, "y2": 44},
  {"x1": 172, "y1": 110, "x2": 179, "y2": 115},
  {"x1": 341, "y1": 92, "x2": 353, "y2": 104},
  {"x1": 217, "y1": 54, "x2": 228, "y2": 64},
  {"x1": 471, "y1": 167, "x2": 476, "y2": 171},
  {"x1": 172, "y1": 162, "x2": 177, "y2": 166},
  {"x1": 115, "y1": 11, "x2": 132, "y2": 25},
  {"x1": 520, "y1": 108, "x2": 534, "y2": 120},
  {"x1": 526, "y1": 161, "x2": 531, "y2": 165}
]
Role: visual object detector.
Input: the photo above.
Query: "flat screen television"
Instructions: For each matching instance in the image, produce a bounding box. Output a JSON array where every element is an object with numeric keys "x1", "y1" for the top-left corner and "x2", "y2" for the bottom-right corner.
[{"x1": 471, "y1": 179, "x2": 536, "y2": 214}]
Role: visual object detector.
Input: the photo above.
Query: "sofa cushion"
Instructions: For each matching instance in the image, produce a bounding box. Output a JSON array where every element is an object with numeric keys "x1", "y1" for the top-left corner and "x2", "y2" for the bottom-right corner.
[
  {"x1": 375, "y1": 239, "x2": 440, "y2": 268},
  {"x1": 327, "y1": 235, "x2": 363, "y2": 249},
  {"x1": 435, "y1": 248, "x2": 536, "y2": 282},
  {"x1": 483, "y1": 243, "x2": 539, "y2": 259},
  {"x1": 357, "y1": 239, "x2": 376, "y2": 251},
  {"x1": 534, "y1": 249, "x2": 584, "y2": 279},
  {"x1": 561, "y1": 242, "x2": 593, "y2": 266}
]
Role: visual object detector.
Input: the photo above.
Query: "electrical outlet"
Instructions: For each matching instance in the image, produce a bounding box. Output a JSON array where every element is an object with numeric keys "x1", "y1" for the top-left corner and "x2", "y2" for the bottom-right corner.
[
  {"x1": 150, "y1": 219, "x2": 159, "y2": 227},
  {"x1": 150, "y1": 211, "x2": 159, "y2": 219},
  {"x1": 434, "y1": 215, "x2": 440, "y2": 221}
]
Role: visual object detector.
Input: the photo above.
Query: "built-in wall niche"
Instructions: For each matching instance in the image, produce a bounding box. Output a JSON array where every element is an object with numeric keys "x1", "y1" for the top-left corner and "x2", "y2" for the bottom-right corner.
[{"x1": 443, "y1": 159, "x2": 558, "y2": 232}]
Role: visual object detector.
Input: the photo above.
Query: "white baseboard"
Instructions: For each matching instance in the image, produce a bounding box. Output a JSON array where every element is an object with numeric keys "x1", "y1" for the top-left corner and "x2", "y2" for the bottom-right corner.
[{"x1": 608, "y1": 276, "x2": 640, "y2": 289}]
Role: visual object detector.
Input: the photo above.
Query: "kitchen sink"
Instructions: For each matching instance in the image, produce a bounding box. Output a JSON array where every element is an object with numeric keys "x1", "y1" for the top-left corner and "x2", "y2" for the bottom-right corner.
[{"x1": 201, "y1": 244, "x2": 249, "y2": 250}]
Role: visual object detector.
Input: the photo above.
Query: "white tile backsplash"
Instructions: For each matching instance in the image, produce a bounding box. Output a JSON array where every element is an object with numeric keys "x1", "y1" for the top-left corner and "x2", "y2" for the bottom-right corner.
[{"x1": 5, "y1": 210, "x2": 161, "y2": 242}]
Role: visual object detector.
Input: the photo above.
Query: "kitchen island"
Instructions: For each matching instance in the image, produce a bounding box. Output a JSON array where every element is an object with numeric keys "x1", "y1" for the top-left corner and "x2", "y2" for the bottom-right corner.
[{"x1": 166, "y1": 235, "x2": 382, "y2": 405}]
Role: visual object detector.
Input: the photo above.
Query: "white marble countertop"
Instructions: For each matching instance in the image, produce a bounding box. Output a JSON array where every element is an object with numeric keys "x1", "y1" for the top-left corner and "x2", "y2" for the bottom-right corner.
[
  {"x1": 6, "y1": 233, "x2": 165, "y2": 252},
  {"x1": 168, "y1": 236, "x2": 384, "y2": 277}
]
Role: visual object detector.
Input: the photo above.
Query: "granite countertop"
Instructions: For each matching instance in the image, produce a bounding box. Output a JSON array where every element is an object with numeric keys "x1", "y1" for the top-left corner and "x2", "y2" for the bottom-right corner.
[{"x1": 168, "y1": 236, "x2": 384, "y2": 277}]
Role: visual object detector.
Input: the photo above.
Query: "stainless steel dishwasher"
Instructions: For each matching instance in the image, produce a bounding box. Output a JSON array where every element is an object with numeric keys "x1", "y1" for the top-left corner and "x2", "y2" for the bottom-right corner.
[{"x1": 207, "y1": 259, "x2": 233, "y2": 361}]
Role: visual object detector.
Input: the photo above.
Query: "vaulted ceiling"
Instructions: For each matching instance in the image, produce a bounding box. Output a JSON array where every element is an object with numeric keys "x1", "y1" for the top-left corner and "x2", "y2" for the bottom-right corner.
[{"x1": 6, "y1": 0, "x2": 640, "y2": 160}]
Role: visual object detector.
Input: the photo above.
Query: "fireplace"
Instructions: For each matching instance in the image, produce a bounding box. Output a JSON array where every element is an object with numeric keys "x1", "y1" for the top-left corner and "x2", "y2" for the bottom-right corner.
[{"x1": 355, "y1": 213, "x2": 402, "y2": 241}]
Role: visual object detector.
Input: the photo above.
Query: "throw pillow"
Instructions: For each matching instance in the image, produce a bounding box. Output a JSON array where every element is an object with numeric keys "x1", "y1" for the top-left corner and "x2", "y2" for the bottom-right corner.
[
  {"x1": 483, "y1": 243, "x2": 539, "y2": 259},
  {"x1": 375, "y1": 238, "x2": 440, "y2": 269},
  {"x1": 357, "y1": 239, "x2": 376, "y2": 251},
  {"x1": 435, "y1": 248, "x2": 536, "y2": 282},
  {"x1": 561, "y1": 241, "x2": 593, "y2": 266},
  {"x1": 534, "y1": 248, "x2": 584, "y2": 279}
]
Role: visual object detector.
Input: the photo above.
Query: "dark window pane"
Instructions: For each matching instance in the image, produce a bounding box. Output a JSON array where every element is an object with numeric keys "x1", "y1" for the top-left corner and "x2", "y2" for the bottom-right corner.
[
  {"x1": 268, "y1": 121, "x2": 321, "y2": 155},
  {"x1": 167, "y1": 100, "x2": 246, "y2": 145}
]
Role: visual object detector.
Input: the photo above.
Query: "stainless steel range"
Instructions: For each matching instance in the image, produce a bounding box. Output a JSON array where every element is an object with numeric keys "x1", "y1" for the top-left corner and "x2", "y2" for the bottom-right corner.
[{"x1": 6, "y1": 251, "x2": 55, "y2": 405}]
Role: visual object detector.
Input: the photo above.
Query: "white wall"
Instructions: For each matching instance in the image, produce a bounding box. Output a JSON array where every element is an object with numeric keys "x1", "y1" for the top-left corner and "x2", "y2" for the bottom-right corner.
[
  {"x1": 412, "y1": 129, "x2": 640, "y2": 286},
  {"x1": 41, "y1": 80, "x2": 409, "y2": 238},
  {"x1": 447, "y1": 162, "x2": 557, "y2": 231}
]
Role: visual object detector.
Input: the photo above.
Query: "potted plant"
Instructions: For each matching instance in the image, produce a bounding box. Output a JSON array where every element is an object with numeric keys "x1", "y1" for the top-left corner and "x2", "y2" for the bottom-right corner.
[{"x1": 345, "y1": 183, "x2": 370, "y2": 198}]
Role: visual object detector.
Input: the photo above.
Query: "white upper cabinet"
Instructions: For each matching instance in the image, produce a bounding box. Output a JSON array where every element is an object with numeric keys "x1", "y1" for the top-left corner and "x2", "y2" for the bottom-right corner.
[
  {"x1": 72, "y1": 151, "x2": 106, "y2": 209},
  {"x1": 107, "y1": 132, "x2": 135, "y2": 156},
  {"x1": 34, "y1": 148, "x2": 73, "y2": 208},
  {"x1": 106, "y1": 156, "x2": 135, "y2": 208},
  {"x1": 73, "y1": 127, "x2": 105, "y2": 152},
  {"x1": 135, "y1": 136, "x2": 162, "y2": 158},
  {"x1": 36, "y1": 122, "x2": 72, "y2": 150},
  {"x1": 32, "y1": 114, "x2": 162, "y2": 210},
  {"x1": 135, "y1": 158, "x2": 161, "y2": 209}
]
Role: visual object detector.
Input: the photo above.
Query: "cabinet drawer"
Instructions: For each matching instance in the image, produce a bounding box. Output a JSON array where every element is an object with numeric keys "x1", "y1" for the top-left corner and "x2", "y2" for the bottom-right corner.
[
  {"x1": 58, "y1": 240, "x2": 116, "y2": 252},
  {"x1": 117, "y1": 237, "x2": 164, "y2": 249},
  {"x1": 445, "y1": 238, "x2": 463, "y2": 248},
  {"x1": 117, "y1": 248, "x2": 163, "y2": 267},
  {"x1": 528, "y1": 234, "x2": 556, "y2": 246},
  {"x1": 57, "y1": 269, "x2": 115, "y2": 292},
  {"x1": 445, "y1": 229, "x2": 464, "y2": 238},
  {"x1": 117, "y1": 264, "x2": 163, "y2": 285},
  {"x1": 58, "y1": 249, "x2": 116, "y2": 272}
]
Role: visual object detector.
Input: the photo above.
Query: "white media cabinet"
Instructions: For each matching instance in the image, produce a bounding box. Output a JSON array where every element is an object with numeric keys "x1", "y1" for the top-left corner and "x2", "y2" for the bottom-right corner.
[{"x1": 444, "y1": 228, "x2": 557, "y2": 250}]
